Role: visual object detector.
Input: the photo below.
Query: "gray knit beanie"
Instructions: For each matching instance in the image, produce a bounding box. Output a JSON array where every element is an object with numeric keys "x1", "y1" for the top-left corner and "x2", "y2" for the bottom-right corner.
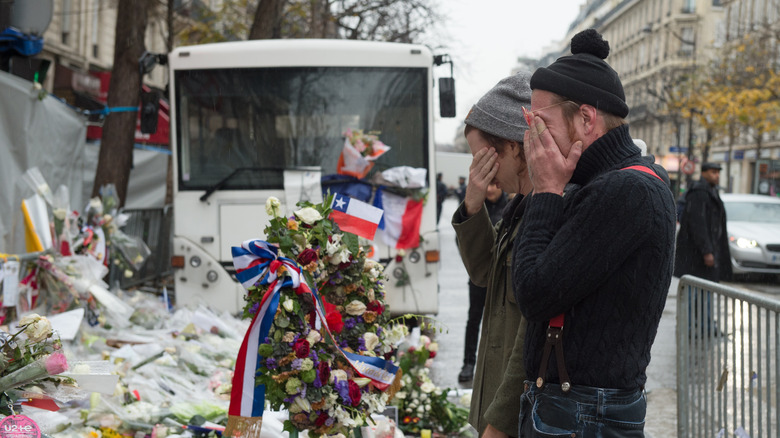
[{"x1": 465, "y1": 71, "x2": 532, "y2": 143}]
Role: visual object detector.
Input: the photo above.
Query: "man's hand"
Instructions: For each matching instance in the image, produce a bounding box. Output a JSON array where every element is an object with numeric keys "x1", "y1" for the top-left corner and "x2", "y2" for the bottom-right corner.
[
  {"x1": 523, "y1": 115, "x2": 581, "y2": 195},
  {"x1": 482, "y1": 423, "x2": 509, "y2": 438},
  {"x1": 703, "y1": 253, "x2": 715, "y2": 267},
  {"x1": 464, "y1": 148, "x2": 498, "y2": 216}
]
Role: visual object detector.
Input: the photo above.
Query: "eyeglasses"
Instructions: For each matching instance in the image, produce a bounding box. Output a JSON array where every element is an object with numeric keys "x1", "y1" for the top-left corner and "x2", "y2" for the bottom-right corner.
[{"x1": 522, "y1": 100, "x2": 579, "y2": 125}]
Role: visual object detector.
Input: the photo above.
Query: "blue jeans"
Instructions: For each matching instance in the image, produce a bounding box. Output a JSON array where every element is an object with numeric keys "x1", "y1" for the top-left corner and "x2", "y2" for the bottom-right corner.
[{"x1": 519, "y1": 381, "x2": 646, "y2": 437}]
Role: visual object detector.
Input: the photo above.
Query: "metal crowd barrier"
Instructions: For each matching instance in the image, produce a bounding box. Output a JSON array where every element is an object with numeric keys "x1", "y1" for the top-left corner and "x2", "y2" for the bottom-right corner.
[
  {"x1": 111, "y1": 205, "x2": 173, "y2": 289},
  {"x1": 677, "y1": 275, "x2": 780, "y2": 437}
]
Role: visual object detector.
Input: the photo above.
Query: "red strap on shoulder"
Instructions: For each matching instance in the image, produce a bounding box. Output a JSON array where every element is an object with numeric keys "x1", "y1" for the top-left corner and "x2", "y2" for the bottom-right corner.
[
  {"x1": 549, "y1": 313, "x2": 564, "y2": 328},
  {"x1": 622, "y1": 165, "x2": 663, "y2": 182}
]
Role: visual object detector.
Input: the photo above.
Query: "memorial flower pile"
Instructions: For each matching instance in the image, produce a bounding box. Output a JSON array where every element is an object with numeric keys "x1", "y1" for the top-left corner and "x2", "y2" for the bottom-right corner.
[
  {"x1": 337, "y1": 129, "x2": 391, "y2": 178},
  {"x1": 0, "y1": 313, "x2": 69, "y2": 414},
  {"x1": 392, "y1": 335, "x2": 469, "y2": 435},
  {"x1": 225, "y1": 195, "x2": 404, "y2": 437}
]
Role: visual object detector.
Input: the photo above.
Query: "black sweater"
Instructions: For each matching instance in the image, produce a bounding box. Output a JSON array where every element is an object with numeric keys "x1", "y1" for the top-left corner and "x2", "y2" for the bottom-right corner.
[{"x1": 512, "y1": 124, "x2": 676, "y2": 390}]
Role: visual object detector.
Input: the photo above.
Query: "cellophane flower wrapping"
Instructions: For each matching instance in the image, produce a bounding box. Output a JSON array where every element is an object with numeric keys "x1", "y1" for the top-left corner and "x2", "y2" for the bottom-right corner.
[{"x1": 243, "y1": 195, "x2": 403, "y2": 435}]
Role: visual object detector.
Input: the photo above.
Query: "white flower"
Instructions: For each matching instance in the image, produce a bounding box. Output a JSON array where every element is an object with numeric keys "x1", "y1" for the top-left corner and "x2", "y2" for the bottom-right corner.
[
  {"x1": 89, "y1": 197, "x2": 103, "y2": 212},
  {"x1": 331, "y1": 369, "x2": 348, "y2": 383},
  {"x1": 20, "y1": 314, "x2": 52, "y2": 342},
  {"x1": 326, "y1": 235, "x2": 342, "y2": 255},
  {"x1": 306, "y1": 330, "x2": 321, "y2": 346},
  {"x1": 19, "y1": 314, "x2": 42, "y2": 326},
  {"x1": 53, "y1": 208, "x2": 67, "y2": 221},
  {"x1": 265, "y1": 197, "x2": 281, "y2": 217},
  {"x1": 419, "y1": 335, "x2": 431, "y2": 346},
  {"x1": 428, "y1": 342, "x2": 439, "y2": 353},
  {"x1": 384, "y1": 324, "x2": 408, "y2": 347},
  {"x1": 330, "y1": 407, "x2": 359, "y2": 428},
  {"x1": 292, "y1": 396, "x2": 311, "y2": 413},
  {"x1": 420, "y1": 381, "x2": 436, "y2": 394},
  {"x1": 330, "y1": 249, "x2": 351, "y2": 265},
  {"x1": 294, "y1": 207, "x2": 323, "y2": 225},
  {"x1": 363, "y1": 333, "x2": 379, "y2": 351},
  {"x1": 353, "y1": 377, "x2": 372, "y2": 387},
  {"x1": 282, "y1": 299, "x2": 294, "y2": 312},
  {"x1": 345, "y1": 300, "x2": 367, "y2": 316},
  {"x1": 395, "y1": 391, "x2": 407, "y2": 400}
]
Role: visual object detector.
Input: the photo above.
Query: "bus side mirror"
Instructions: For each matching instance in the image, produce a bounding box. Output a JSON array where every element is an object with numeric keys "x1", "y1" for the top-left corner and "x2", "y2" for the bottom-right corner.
[
  {"x1": 140, "y1": 90, "x2": 160, "y2": 134},
  {"x1": 439, "y1": 77, "x2": 456, "y2": 118}
]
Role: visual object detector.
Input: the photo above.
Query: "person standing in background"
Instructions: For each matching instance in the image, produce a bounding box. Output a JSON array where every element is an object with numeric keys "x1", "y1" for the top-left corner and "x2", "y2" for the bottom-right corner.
[
  {"x1": 455, "y1": 176, "x2": 467, "y2": 204},
  {"x1": 459, "y1": 183, "x2": 507, "y2": 383},
  {"x1": 436, "y1": 172, "x2": 448, "y2": 225},
  {"x1": 674, "y1": 162, "x2": 731, "y2": 337}
]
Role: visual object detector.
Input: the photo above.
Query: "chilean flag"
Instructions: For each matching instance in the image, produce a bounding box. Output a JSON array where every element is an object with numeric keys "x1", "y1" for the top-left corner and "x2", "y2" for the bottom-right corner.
[
  {"x1": 373, "y1": 187, "x2": 424, "y2": 250},
  {"x1": 329, "y1": 194, "x2": 384, "y2": 240}
]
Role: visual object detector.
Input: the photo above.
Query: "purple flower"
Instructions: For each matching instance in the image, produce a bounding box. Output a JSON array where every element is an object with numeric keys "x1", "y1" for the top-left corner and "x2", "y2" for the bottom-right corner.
[
  {"x1": 250, "y1": 302, "x2": 260, "y2": 314},
  {"x1": 325, "y1": 417, "x2": 335, "y2": 426},
  {"x1": 345, "y1": 318, "x2": 357, "y2": 330},
  {"x1": 292, "y1": 359, "x2": 303, "y2": 370},
  {"x1": 334, "y1": 379, "x2": 351, "y2": 405},
  {"x1": 266, "y1": 358, "x2": 278, "y2": 370}
]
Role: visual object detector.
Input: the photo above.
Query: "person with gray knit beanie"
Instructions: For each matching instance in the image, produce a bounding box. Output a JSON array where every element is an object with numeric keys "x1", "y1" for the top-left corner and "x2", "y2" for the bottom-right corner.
[
  {"x1": 513, "y1": 28, "x2": 676, "y2": 437},
  {"x1": 450, "y1": 71, "x2": 533, "y2": 438}
]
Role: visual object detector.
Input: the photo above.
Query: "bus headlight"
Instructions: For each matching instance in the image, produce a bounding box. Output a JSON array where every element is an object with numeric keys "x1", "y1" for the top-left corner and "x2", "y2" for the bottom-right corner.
[
  {"x1": 190, "y1": 256, "x2": 202, "y2": 267},
  {"x1": 207, "y1": 270, "x2": 218, "y2": 282}
]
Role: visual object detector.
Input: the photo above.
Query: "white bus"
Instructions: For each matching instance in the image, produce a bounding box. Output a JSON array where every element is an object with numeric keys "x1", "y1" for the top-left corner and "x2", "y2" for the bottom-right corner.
[{"x1": 167, "y1": 39, "x2": 453, "y2": 316}]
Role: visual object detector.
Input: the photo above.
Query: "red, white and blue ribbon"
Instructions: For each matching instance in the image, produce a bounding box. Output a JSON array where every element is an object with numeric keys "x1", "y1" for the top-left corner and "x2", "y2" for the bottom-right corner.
[{"x1": 228, "y1": 239, "x2": 398, "y2": 424}]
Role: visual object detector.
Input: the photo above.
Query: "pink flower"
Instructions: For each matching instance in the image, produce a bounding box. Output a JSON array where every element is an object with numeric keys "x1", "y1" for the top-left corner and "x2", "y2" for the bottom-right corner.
[{"x1": 45, "y1": 352, "x2": 69, "y2": 375}]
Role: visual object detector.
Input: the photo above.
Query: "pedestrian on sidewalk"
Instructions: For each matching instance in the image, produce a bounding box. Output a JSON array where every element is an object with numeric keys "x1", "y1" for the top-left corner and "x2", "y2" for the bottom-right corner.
[
  {"x1": 513, "y1": 28, "x2": 676, "y2": 437},
  {"x1": 452, "y1": 71, "x2": 534, "y2": 438},
  {"x1": 674, "y1": 162, "x2": 731, "y2": 337},
  {"x1": 458, "y1": 182, "x2": 507, "y2": 383}
]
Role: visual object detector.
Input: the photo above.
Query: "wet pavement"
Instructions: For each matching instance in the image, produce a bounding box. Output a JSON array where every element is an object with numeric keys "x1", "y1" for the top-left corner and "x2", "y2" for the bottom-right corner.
[{"x1": 428, "y1": 198, "x2": 678, "y2": 437}]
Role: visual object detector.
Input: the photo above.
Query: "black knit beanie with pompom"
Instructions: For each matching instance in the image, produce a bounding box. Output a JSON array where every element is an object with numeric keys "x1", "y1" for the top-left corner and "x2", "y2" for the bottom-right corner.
[{"x1": 530, "y1": 28, "x2": 629, "y2": 118}]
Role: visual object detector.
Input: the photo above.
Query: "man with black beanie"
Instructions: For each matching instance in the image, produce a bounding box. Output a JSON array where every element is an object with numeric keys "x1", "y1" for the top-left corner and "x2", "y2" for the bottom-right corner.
[{"x1": 512, "y1": 29, "x2": 676, "y2": 437}]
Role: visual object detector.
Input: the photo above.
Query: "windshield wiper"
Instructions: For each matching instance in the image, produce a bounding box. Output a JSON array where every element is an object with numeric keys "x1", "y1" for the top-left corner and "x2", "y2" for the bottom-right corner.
[{"x1": 200, "y1": 167, "x2": 274, "y2": 202}]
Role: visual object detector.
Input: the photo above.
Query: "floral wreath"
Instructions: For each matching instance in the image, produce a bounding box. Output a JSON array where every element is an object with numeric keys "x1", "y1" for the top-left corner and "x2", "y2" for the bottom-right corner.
[{"x1": 225, "y1": 195, "x2": 408, "y2": 437}]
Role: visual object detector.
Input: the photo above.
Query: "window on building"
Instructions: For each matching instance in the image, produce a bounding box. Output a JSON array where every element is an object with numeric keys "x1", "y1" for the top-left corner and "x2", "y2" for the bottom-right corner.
[
  {"x1": 91, "y1": 0, "x2": 99, "y2": 58},
  {"x1": 62, "y1": 0, "x2": 71, "y2": 44},
  {"x1": 679, "y1": 27, "x2": 695, "y2": 57},
  {"x1": 682, "y1": 0, "x2": 695, "y2": 13}
]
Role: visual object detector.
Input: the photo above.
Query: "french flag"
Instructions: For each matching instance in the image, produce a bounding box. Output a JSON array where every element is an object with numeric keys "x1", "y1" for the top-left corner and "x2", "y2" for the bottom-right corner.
[
  {"x1": 373, "y1": 188, "x2": 424, "y2": 250},
  {"x1": 329, "y1": 194, "x2": 384, "y2": 240}
]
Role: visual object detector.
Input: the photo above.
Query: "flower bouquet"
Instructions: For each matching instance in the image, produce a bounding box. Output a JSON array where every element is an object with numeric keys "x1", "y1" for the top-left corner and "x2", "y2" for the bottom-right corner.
[
  {"x1": 337, "y1": 129, "x2": 391, "y2": 179},
  {"x1": 0, "y1": 313, "x2": 69, "y2": 415},
  {"x1": 225, "y1": 195, "x2": 407, "y2": 437},
  {"x1": 392, "y1": 335, "x2": 469, "y2": 436}
]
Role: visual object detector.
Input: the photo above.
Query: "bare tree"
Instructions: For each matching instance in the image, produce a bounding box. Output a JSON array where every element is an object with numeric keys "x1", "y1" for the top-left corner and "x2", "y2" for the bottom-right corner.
[{"x1": 92, "y1": 0, "x2": 152, "y2": 205}]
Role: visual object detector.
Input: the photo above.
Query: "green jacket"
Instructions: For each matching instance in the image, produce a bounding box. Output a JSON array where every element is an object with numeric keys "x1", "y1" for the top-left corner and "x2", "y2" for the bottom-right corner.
[{"x1": 452, "y1": 196, "x2": 527, "y2": 437}]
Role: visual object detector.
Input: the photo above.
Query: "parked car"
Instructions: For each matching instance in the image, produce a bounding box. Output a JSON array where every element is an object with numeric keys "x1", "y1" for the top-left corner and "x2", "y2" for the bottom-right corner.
[{"x1": 721, "y1": 194, "x2": 780, "y2": 277}]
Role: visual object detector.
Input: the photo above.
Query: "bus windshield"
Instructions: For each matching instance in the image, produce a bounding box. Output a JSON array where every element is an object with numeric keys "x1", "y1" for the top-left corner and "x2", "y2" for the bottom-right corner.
[{"x1": 174, "y1": 66, "x2": 428, "y2": 191}]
